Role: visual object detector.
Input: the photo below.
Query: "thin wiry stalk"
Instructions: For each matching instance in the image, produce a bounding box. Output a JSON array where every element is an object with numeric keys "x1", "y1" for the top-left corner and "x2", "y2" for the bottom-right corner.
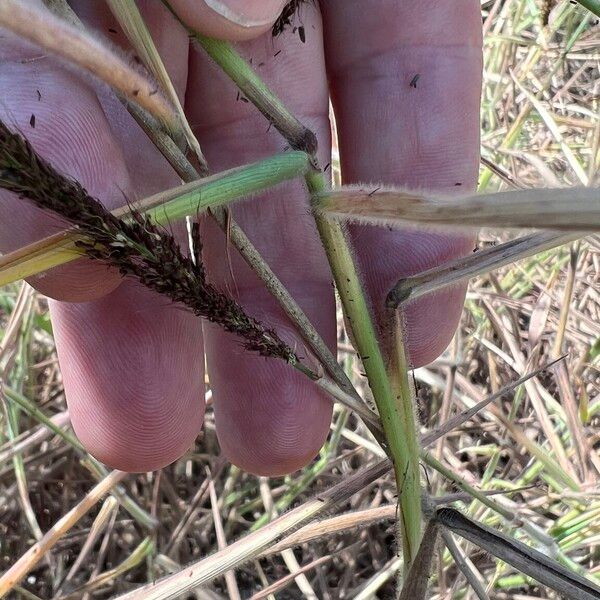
[
  {"x1": 440, "y1": 531, "x2": 489, "y2": 600},
  {"x1": 117, "y1": 6, "x2": 366, "y2": 415},
  {"x1": 0, "y1": 121, "x2": 300, "y2": 365}
]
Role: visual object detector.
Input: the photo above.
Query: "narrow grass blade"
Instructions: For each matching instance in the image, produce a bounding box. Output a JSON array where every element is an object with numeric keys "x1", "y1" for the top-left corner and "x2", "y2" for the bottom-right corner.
[
  {"x1": 387, "y1": 231, "x2": 580, "y2": 307},
  {"x1": 106, "y1": 0, "x2": 208, "y2": 172},
  {"x1": 318, "y1": 186, "x2": 600, "y2": 231},
  {"x1": 0, "y1": 151, "x2": 310, "y2": 286},
  {"x1": 436, "y1": 508, "x2": 600, "y2": 599}
]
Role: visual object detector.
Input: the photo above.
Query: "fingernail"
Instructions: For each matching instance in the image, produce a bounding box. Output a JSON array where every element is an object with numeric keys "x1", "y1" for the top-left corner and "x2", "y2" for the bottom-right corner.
[{"x1": 203, "y1": 0, "x2": 285, "y2": 28}]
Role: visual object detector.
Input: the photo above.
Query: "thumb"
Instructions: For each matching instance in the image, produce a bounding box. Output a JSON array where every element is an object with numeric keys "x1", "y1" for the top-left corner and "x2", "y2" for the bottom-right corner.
[{"x1": 168, "y1": 0, "x2": 289, "y2": 41}]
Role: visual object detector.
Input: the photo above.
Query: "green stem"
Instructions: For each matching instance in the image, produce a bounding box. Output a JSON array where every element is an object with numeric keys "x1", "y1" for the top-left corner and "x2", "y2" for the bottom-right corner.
[
  {"x1": 576, "y1": 0, "x2": 600, "y2": 17},
  {"x1": 306, "y1": 170, "x2": 422, "y2": 569},
  {"x1": 164, "y1": 3, "x2": 316, "y2": 154},
  {"x1": 0, "y1": 151, "x2": 310, "y2": 286},
  {"x1": 143, "y1": 151, "x2": 310, "y2": 225}
]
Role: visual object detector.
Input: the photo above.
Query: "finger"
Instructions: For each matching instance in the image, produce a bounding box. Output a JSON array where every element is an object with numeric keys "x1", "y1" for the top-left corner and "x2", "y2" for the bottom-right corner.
[
  {"x1": 71, "y1": 0, "x2": 191, "y2": 196},
  {"x1": 0, "y1": 3, "x2": 191, "y2": 302},
  {"x1": 169, "y1": 0, "x2": 288, "y2": 41},
  {"x1": 0, "y1": 60, "x2": 127, "y2": 301},
  {"x1": 186, "y1": 7, "x2": 334, "y2": 476},
  {"x1": 40, "y1": 3, "x2": 206, "y2": 472},
  {"x1": 321, "y1": 0, "x2": 483, "y2": 367},
  {"x1": 49, "y1": 280, "x2": 206, "y2": 472}
]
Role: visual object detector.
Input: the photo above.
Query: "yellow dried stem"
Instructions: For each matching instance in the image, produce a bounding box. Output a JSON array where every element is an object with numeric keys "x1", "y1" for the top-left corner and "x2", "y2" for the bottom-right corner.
[{"x1": 318, "y1": 186, "x2": 600, "y2": 231}]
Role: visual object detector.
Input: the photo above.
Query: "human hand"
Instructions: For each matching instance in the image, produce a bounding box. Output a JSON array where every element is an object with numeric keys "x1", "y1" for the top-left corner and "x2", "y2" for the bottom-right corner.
[{"x1": 0, "y1": 0, "x2": 482, "y2": 475}]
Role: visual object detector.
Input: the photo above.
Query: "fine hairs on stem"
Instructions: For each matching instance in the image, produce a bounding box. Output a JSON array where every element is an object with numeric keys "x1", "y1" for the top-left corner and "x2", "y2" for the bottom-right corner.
[{"x1": 0, "y1": 120, "x2": 300, "y2": 365}]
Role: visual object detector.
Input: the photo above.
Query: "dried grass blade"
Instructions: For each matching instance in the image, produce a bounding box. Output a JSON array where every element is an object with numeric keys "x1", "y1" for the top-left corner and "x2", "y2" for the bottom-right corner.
[
  {"x1": 106, "y1": 0, "x2": 208, "y2": 172},
  {"x1": 207, "y1": 468, "x2": 241, "y2": 600},
  {"x1": 0, "y1": 0, "x2": 177, "y2": 129},
  {"x1": 113, "y1": 459, "x2": 391, "y2": 599},
  {"x1": 249, "y1": 555, "x2": 332, "y2": 600},
  {"x1": 0, "y1": 470, "x2": 127, "y2": 596},
  {"x1": 436, "y1": 508, "x2": 600, "y2": 599},
  {"x1": 510, "y1": 73, "x2": 589, "y2": 185},
  {"x1": 55, "y1": 496, "x2": 118, "y2": 596},
  {"x1": 58, "y1": 537, "x2": 155, "y2": 600},
  {"x1": 387, "y1": 231, "x2": 580, "y2": 307},
  {"x1": 421, "y1": 355, "x2": 566, "y2": 448},
  {"x1": 318, "y1": 186, "x2": 600, "y2": 231}
]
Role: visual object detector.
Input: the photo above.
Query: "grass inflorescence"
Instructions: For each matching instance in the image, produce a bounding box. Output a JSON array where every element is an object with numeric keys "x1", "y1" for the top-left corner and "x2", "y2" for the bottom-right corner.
[{"x1": 0, "y1": 120, "x2": 298, "y2": 364}]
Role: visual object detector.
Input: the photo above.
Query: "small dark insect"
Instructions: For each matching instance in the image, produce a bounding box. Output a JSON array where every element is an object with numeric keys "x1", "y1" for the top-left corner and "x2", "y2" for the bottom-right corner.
[
  {"x1": 274, "y1": 50, "x2": 282, "y2": 57},
  {"x1": 272, "y1": 0, "x2": 307, "y2": 37},
  {"x1": 35, "y1": 89, "x2": 41, "y2": 101},
  {"x1": 108, "y1": 27, "x2": 117, "y2": 34},
  {"x1": 236, "y1": 91, "x2": 240, "y2": 101},
  {"x1": 368, "y1": 186, "x2": 381, "y2": 197},
  {"x1": 298, "y1": 25, "x2": 306, "y2": 43},
  {"x1": 455, "y1": 182, "x2": 462, "y2": 186},
  {"x1": 409, "y1": 74, "x2": 420, "y2": 88},
  {"x1": 29, "y1": 114, "x2": 35, "y2": 128},
  {"x1": 323, "y1": 162, "x2": 330, "y2": 172},
  {"x1": 132, "y1": 89, "x2": 139, "y2": 96}
]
